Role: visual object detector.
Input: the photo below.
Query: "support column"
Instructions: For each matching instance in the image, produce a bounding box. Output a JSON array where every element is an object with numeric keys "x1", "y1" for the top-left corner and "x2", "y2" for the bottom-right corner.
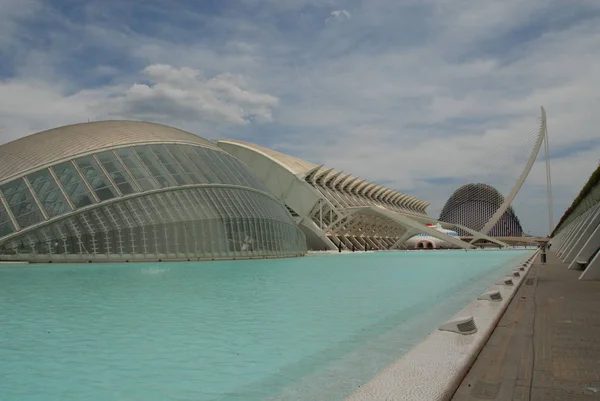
[
  {"x1": 355, "y1": 236, "x2": 368, "y2": 249},
  {"x1": 558, "y1": 213, "x2": 590, "y2": 258},
  {"x1": 340, "y1": 235, "x2": 353, "y2": 250},
  {"x1": 562, "y1": 205, "x2": 600, "y2": 264},
  {"x1": 556, "y1": 223, "x2": 578, "y2": 254},
  {"x1": 557, "y1": 220, "x2": 584, "y2": 258},
  {"x1": 579, "y1": 249, "x2": 600, "y2": 280},
  {"x1": 560, "y1": 217, "x2": 586, "y2": 253},
  {"x1": 348, "y1": 236, "x2": 362, "y2": 250},
  {"x1": 568, "y1": 222, "x2": 600, "y2": 270},
  {"x1": 373, "y1": 237, "x2": 387, "y2": 250},
  {"x1": 365, "y1": 236, "x2": 378, "y2": 250},
  {"x1": 390, "y1": 229, "x2": 417, "y2": 250},
  {"x1": 382, "y1": 237, "x2": 394, "y2": 247},
  {"x1": 556, "y1": 223, "x2": 574, "y2": 248},
  {"x1": 555, "y1": 229, "x2": 570, "y2": 249}
]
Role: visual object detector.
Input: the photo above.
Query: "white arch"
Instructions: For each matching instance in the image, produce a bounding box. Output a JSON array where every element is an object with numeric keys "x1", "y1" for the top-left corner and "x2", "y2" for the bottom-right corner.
[{"x1": 478, "y1": 106, "x2": 548, "y2": 236}]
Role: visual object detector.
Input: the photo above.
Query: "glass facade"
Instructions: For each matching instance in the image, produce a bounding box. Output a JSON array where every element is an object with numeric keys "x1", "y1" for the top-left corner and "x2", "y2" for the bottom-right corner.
[{"x1": 0, "y1": 143, "x2": 306, "y2": 262}]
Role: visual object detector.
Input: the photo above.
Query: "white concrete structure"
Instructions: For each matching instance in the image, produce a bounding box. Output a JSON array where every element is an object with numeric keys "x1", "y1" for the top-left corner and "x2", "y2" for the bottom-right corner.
[
  {"x1": 550, "y1": 167, "x2": 600, "y2": 280},
  {"x1": 479, "y1": 106, "x2": 553, "y2": 238},
  {"x1": 404, "y1": 223, "x2": 461, "y2": 249},
  {"x1": 217, "y1": 140, "x2": 503, "y2": 251}
]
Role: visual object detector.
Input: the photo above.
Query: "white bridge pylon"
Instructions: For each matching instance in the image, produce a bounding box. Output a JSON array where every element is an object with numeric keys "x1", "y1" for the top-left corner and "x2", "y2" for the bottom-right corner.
[{"x1": 473, "y1": 106, "x2": 554, "y2": 240}]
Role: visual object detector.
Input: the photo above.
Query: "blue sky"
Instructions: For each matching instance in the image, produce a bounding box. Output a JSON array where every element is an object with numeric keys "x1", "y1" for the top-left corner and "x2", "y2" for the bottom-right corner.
[{"x1": 1, "y1": 0, "x2": 600, "y2": 235}]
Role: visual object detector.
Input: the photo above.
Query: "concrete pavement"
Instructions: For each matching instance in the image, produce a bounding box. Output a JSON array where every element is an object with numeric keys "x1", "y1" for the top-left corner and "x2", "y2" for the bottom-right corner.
[{"x1": 452, "y1": 250, "x2": 600, "y2": 400}]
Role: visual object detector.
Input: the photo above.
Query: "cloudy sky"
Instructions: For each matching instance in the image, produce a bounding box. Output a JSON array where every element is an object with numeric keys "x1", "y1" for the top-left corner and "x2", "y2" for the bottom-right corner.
[{"x1": 1, "y1": 0, "x2": 599, "y2": 236}]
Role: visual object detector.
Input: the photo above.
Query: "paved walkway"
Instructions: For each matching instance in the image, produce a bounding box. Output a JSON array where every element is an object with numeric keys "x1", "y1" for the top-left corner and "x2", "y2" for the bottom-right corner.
[{"x1": 452, "y1": 251, "x2": 600, "y2": 400}]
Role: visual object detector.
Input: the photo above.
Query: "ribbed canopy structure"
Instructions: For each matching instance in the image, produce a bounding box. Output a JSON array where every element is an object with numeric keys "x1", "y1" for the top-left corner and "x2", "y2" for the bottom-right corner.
[{"x1": 217, "y1": 139, "x2": 478, "y2": 251}]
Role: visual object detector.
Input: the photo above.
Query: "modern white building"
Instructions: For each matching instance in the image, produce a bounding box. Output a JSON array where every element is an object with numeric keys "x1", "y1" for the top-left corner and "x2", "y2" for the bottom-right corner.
[
  {"x1": 217, "y1": 140, "x2": 501, "y2": 251},
  {"x1": 0, "y1": 121, "x2": 306, "y2": 262}
]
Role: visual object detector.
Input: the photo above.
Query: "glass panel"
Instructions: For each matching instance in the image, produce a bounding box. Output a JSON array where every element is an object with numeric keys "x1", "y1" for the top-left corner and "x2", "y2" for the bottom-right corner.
[
  {"x1": 193, "y1": 189, "x2": 220, "y2": 219},
  {"x1": 182, "y1": 146, "x2": 219, "y2": 183},
  {"x1": 0, "y1": 178, "x2": 44, "y2": 229},
  {"x1": 180, "y1": 190, "x2": 202, "y2": 220},
  {"x1": 204, "y1": 188, "x2": 226, "y2": 219},
  {"x1": 156, "y1": 193, "x2": 178, "y2": 223},
  {"x1": 115, "y1": 148, "x2": 159, "y2": 192},
  {"x1": 136, "y1": 197, "x2": 160, "y2": 255},
  {"x1": 166, "y1": 145, "x2": 208, "y2": 184},
  {"x1": 52, "y1": 162, "x2": 95, "y2": 209},
  {"x1": 210, "y1": 151, "x2": 243, "y2": 186},
  {"x1": 245, "y1": 192, "x2": 265, "y2": 218},
  {"x1": 149, "y1": 145, "x2": 191, "y2": 185},
  {"x1": 194, "y1": 147, "x2": 233, "y2": 184},
  {"x1": 75, "y1": 156, "x2": 118, "y2": 202},
  {"x1": 247, "y1": 192, "x2": 269, "y2": 219},
  {"x1": 229, "y1": 189, "x2": 252, "y2": 217},
  {"x1": 0, "y1": 200, "x2": 15, "y2": 238},
  {"x1": 101, "y1": 205, "x2": 126, "y2": 254},
  {"x1": 133, "y1": 146, "x2": 176, "y2": 188},
  {"x1": 166, "y1": 192, "x2": 190, "y2": 221},
  {"x1": 90, "y1": 208, "x2": 110, "y2": 254},
  {"x1": 26, "y1": 169, "x2": 71, "y2": 218},
  {"x1": 95, "y1": 151, "x2": 139, "y2": 196},
  {"x1": 227, "y1": 156, "x2": 267, "y2": 191},
  {"x1": 75, "y1": 213, "x2": 98, "y2": 254},
  {"x1": 219, "y1": 188, "x2": 244, "y2": 218}
]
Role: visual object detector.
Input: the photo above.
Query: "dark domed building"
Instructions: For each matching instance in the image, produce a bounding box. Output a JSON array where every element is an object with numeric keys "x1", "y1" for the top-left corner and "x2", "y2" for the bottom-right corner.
[
  {"x1": 0, "y1": 121, "x2": 306, "y2": 262},
  {"x1": 439, "y1": 183, "x2": 524, "y2": 237}
]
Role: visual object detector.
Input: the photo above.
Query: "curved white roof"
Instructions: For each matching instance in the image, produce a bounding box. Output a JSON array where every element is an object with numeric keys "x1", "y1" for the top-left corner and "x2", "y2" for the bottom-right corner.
[
  {"x1": 217, "y1": 139, "x2": 430, "y2": 214},
  {"x1": 0, "y1": 120, "x2": 218, "y2": 184},
  {"x1": 218, "y1": 140, "x2": 317, "y2": 175}
]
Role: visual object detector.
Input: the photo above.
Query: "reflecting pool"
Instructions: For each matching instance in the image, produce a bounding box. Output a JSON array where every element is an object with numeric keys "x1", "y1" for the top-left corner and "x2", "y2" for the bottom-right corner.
[{"x1": 0, "y1": 250, "x2": 531, "y2": 401}]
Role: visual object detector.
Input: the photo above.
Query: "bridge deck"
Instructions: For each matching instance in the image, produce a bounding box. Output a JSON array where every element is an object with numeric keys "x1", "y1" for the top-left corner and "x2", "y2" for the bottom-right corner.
[{"x1": 460, "y1": 236, "x2": 548, "y2": 244}]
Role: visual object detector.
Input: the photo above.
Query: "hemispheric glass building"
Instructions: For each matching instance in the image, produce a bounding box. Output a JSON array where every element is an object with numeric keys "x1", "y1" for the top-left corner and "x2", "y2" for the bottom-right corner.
[
  {"x1": 439, "y1": 183, "x2": 524, "y2": 237},
  {"x1": 0, "y1": 121, "x2": 306, "y2": 262}
]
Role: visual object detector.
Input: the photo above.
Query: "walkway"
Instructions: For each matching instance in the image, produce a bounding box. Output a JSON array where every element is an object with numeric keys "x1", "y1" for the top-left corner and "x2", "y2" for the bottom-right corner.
[{"x1": 452, "y1": 250, "x2": 600, "y2": 400}]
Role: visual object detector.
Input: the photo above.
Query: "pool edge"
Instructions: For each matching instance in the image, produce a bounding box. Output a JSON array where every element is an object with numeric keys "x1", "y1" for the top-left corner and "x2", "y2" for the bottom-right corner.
[{"x1": 345, "y1": 249, "x2": 540, "y2": 401}]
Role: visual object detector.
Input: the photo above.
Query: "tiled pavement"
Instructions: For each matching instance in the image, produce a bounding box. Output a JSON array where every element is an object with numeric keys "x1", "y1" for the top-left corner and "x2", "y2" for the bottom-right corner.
[{"x1": 452, "y1": 250, "x2": 600, "y2": 400}]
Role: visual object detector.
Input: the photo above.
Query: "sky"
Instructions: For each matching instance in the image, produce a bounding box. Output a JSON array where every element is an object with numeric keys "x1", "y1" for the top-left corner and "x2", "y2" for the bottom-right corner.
[{"x1": 1, "y1": 0, "x2": 599, "y2": 236}]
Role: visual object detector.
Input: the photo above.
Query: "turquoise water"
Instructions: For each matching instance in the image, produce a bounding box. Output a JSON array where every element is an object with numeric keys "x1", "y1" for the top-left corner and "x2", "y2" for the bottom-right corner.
[{"x1": 1, "y1": 250, "x2": 531, "y2": 401}]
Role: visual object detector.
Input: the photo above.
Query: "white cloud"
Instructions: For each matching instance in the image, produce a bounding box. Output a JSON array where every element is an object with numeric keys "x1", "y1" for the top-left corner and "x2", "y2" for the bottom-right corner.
[
  {"x1": 326, "y1": 10, "x2": 351, "y2": 22},
  {"x1": 103, "y1": 64, "x2": 278, "y2": 126},
  {"x1": 0, "y1": 64, "x2": 279, "y2": 142},
  {"x1": 0, "y1": 79, "x2": 109, "y2": 142}
]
